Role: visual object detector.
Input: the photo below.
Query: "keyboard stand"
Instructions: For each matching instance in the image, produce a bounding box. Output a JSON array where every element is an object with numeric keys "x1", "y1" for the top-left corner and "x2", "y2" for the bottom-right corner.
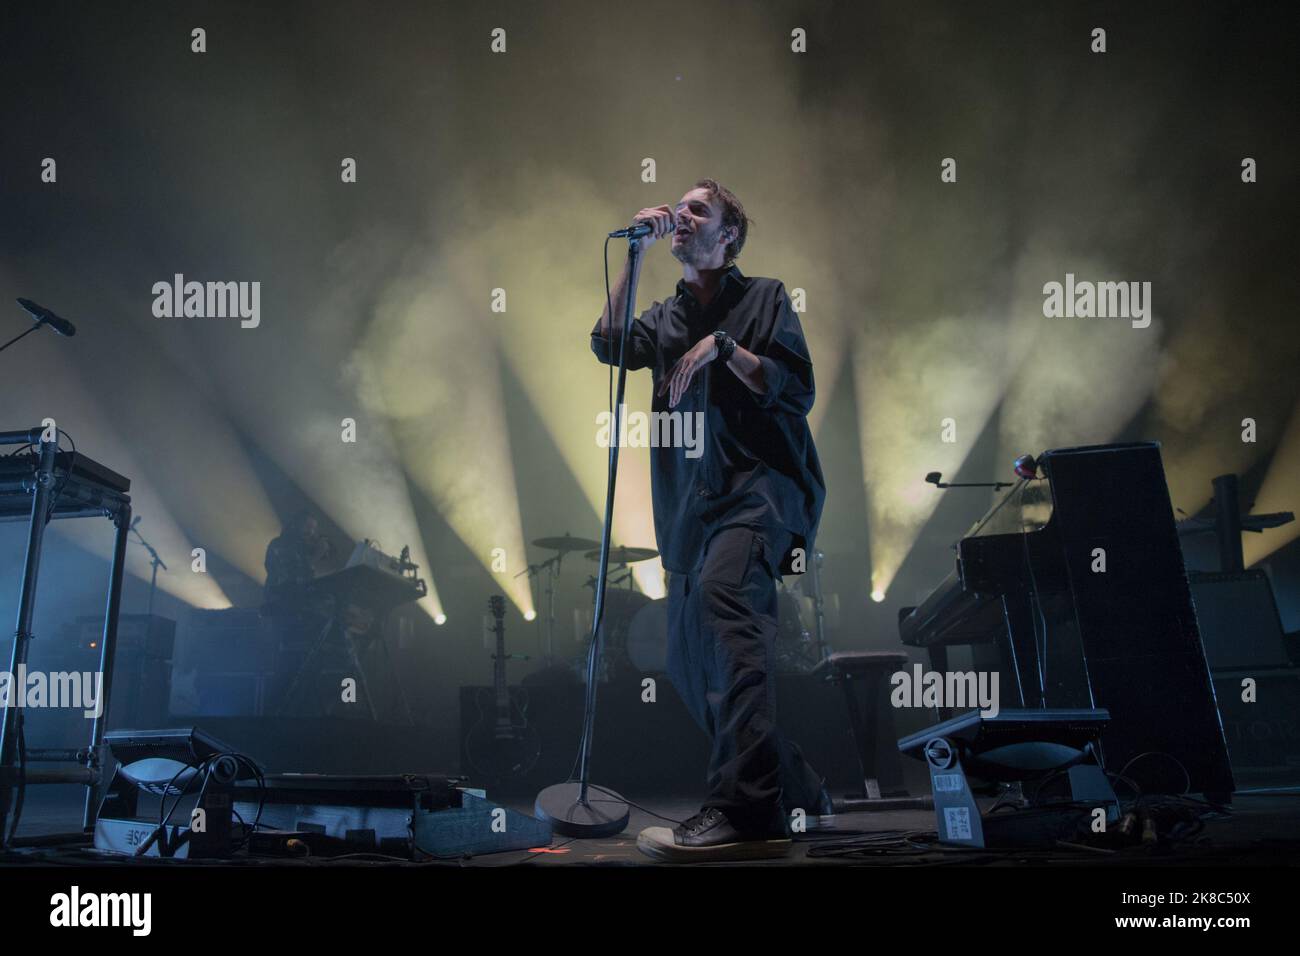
[{"x1": 0, "y1": 430, "x2": 133, "y2": 845}]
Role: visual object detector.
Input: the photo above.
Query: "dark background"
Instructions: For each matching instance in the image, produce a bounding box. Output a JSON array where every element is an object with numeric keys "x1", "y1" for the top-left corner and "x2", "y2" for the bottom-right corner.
[{"x1": 0, "y1": 1, "x2": 1296, "y2": 787}]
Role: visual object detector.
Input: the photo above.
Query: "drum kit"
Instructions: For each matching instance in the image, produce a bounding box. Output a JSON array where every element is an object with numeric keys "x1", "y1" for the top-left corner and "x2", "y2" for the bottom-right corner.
[{"x1": 521, "y1": 532, "x2": 829, "y2": 682}]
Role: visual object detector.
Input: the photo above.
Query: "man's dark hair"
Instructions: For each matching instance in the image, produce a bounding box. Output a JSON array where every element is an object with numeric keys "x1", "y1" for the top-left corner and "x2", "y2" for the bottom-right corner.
[
  {"x1": 694, "y1": 178, "x2": 750, "y2": 265},
  {"x1": 283, "y1": 509, "x2": 318, "y2": 536}
]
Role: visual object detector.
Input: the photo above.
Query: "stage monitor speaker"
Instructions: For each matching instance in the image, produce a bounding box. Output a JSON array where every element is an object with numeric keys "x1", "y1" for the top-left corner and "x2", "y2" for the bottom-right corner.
[{"x1": 1212, "y1": 668, "x2": 1300, "y2": 784}]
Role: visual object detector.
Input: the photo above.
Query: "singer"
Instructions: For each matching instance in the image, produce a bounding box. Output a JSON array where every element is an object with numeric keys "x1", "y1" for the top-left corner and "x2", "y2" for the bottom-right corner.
[{"x1": 590, "y1": 179, "x2": 829, "y2": 861}]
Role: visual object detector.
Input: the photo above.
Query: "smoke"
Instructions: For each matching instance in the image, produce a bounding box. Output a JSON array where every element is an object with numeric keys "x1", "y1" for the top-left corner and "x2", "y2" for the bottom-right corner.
[{"x1": 0, "y1": 0, "x2": 1295, "y2": 648}]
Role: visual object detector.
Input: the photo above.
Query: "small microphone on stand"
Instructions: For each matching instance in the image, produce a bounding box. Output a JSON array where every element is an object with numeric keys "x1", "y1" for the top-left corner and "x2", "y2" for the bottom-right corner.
[
  {"x1": 2, "y1": 298, "x2": 78, "y2": 357},
  {"x1": 17, "y1": 298, "x2": 77, "y2": 336},
  {"x1": 925, "y1": 471, "x2": 1016, "y2": 490}
]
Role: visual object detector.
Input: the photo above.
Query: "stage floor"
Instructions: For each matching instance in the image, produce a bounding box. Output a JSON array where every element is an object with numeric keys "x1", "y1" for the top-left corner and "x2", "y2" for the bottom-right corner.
[{"x1": 6, "y1": 786, "x2": 1300, "y2": 867}]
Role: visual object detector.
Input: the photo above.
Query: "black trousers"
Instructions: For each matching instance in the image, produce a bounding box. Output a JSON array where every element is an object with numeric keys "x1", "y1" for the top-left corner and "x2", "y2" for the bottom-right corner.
[{"x1": 666, "y1": 524, "x2": 824, "y2": 830}]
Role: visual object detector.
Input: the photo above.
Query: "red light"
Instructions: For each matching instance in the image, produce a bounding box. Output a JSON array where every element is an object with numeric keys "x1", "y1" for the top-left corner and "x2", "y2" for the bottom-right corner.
[{"x1": 1013, "y1": 454, "x2": 1040, "y2": 480}]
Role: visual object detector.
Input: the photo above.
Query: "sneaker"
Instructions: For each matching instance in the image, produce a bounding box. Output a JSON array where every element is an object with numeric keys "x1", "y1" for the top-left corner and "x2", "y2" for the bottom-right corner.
[
  {"x1": 783, "y1": 781, "x2": 837, "y2": 832},
  {"x1": 637, "y1": 808, "x2": 792, "y2": 863},
  {"x1": 805, "y1": 783, "x2": 837, "y2": 830}
]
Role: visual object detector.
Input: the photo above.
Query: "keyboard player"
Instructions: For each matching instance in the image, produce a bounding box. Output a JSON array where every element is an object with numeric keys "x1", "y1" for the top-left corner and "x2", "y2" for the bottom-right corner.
[{"x1": 263, "y1": 510, "x2": 334, "y2": 612}]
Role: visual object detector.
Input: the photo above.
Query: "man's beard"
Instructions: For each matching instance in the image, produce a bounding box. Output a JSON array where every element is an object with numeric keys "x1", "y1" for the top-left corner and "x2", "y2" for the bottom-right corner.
[{"x1": 671, "y1": 224, "x2": 721, "y2": 266}]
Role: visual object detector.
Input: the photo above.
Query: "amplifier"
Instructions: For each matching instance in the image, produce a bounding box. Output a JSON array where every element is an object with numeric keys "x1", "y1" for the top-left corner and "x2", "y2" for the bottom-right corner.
[
  {"x1": 1189, "y1": 570, "x2": 1290, "y2": 671},
  {"x1": 231, "y1": 773, "x2": 552, "y2": 858},
  {"x1": 70, "y1": 613, "x2": 175, "y2": 659},
  {"x1": 233, "y1": 773, "x2": 457, "y2": 856},
  {"x1": 169, "y1": 608, "x2": 278, "y2": 717},
  {"x1": 65, "y1": 614, "x2": 174, "y2": 729},
  {"x1": 1212, "y1": 668, "x2": 1300, "y2": 784},
  {"x1": 94, "y1": 728, "x2": 553, "y2": 859}
]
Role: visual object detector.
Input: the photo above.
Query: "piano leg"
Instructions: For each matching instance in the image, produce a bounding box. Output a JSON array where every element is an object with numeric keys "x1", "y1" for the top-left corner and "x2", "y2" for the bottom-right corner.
[
  {"x1": 927, "y1": 645, "x2": 952, "y2": 720},
  {"x1": 972, "y1": 640, "x2": 1010, "y2": 711},
  {"x1": 1000, "y1": 593, "x2": 1044, "y2": 707}
]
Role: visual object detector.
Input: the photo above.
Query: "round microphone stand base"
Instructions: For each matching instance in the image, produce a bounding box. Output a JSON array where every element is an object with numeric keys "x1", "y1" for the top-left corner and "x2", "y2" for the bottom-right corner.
[{"x1": 535, "y1": 781, "x2": 630, "y2": 839}]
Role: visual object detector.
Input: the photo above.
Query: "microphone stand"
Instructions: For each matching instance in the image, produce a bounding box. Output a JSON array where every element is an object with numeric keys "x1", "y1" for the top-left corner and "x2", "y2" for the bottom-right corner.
[
  {"x1": 516, "y1": 552, "x2": 562, "y2": 665},
  {"x1": 3, "y1": 299, "x2": 74, "y2": 355},
  {"x1": 0, "y1": 325, "x2": 41, "y2": 356},
  {"x1": 534, "y1": 237, "x2": 642, "y2": 837},
  {"x1": 925, "y1": 472, "x2": 1014, "y2": 491},
  {"x1": 810, "y1": 549, "x2": 830, "y2": 663},
  {"x1": 130, "y1": 521, "x2": 168, "y2": 618}
]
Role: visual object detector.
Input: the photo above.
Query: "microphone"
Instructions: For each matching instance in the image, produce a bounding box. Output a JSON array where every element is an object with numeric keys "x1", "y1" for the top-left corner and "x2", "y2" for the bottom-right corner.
[
  {"x1": 925, "y1": 471, "x2": 1015, "y2": 490},
  {"x1": 608, "y1": 222, "x2": 656, "y2": 239},
  {"x1": 17, "y1": 298, "x2": 77, "y2": 337}
]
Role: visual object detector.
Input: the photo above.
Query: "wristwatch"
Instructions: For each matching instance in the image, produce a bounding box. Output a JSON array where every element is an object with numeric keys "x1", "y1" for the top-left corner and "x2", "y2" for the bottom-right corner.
[{"x1": 712, "y1": 330, "x2": 736, "y2": 364}]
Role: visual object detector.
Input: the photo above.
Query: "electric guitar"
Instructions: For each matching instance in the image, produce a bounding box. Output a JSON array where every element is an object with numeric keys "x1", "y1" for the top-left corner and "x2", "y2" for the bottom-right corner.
[{"x1": 464, "y1": 595, "x2": 541, "y2": 779}]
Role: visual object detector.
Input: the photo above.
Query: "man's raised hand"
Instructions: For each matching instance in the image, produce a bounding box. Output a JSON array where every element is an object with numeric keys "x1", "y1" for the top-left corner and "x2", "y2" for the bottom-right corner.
[
  {"x1": 631, "y1": 204, "x2": 677, "y2": 248},
  {"x1": 659, "y1": 335, "x2": 719, "y2": 408}
]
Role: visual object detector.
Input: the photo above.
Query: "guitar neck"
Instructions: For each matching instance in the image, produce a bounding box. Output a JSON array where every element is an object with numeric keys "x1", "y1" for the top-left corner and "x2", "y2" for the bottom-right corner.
[{"x1": 493, "y1": 620, "x2": 508, "y2": 711}]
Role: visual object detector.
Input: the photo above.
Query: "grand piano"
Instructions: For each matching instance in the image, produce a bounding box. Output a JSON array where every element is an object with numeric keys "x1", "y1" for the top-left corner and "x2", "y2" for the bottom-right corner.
[{"x1": 899, "y1": 442, "x2": 1234, "y2": 801}]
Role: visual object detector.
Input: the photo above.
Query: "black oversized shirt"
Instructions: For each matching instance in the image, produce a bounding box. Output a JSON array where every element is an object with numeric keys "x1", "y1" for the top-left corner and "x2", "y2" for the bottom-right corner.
[{"x1": 590, "y1": 265, "x2": 825, "y2": 575}]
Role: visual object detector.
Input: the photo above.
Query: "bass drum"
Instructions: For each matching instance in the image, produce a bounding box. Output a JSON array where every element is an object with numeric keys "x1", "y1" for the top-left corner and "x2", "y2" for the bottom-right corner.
[
  {"x1": 625, "y1": 599, "x2": 669, "y2": 674},
  {"x1": 594, "y1": 587, "x2": 651, "y2": 675}
]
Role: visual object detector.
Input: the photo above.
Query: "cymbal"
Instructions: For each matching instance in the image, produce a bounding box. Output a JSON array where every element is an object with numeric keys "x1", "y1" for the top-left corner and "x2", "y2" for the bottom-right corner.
[
  {"x1": 532, "y1": 534, "x2": 602, "y2": 552},
  {"x1": 585, "y1": 546, "x2": 659, "y2": 564}
]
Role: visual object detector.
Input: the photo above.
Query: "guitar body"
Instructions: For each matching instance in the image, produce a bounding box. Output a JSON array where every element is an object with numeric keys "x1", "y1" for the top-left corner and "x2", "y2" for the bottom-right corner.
[
  {"x1": 463, "y1": 595, "x2": 541, "y2": 781},
  {"x1": 465, "y1": 687, "x2": 540, "y2": 779}
]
